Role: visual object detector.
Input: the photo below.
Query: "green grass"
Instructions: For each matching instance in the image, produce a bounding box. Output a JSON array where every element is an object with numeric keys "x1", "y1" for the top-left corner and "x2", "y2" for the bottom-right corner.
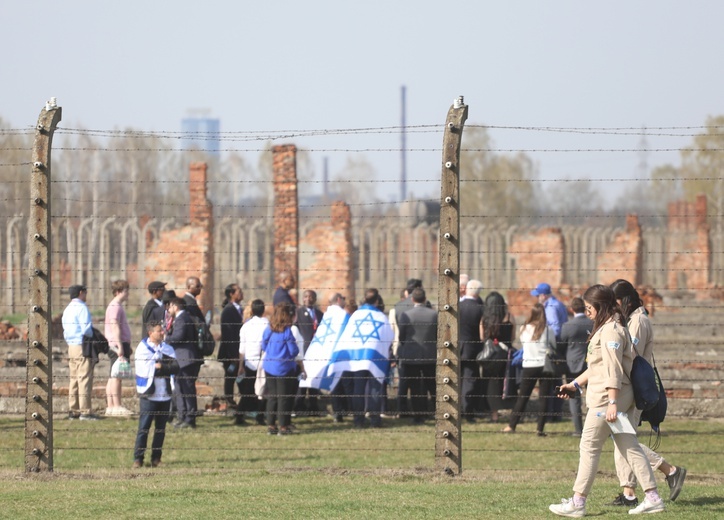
[
  {"x1": 0, "y1": 313, "x2": 26, "y2": 326},
  {"x1": 0, "y1": 416, "x2": 722, "y2": 519}
]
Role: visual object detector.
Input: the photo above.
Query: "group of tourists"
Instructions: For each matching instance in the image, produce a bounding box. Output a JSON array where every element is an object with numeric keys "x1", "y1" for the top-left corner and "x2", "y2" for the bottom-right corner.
[{"x1": 61, "y1": 272, "x2": 687, "y2": 512}]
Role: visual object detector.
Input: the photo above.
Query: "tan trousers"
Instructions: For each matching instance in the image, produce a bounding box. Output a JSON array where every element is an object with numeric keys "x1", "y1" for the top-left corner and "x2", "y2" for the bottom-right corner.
[
  {"x1": 68, "y1": 344, "x2": 94, "y2": 415},
  {"x1": 573, "y1": 402, "x2": 657, "y2": 496},
  {"x1": 614, "y1": 407, "x2": 665, "y2": 488}
]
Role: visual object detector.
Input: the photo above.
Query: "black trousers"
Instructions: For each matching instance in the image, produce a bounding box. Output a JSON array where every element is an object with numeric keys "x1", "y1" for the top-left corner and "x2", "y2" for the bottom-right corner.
[
  {"x1": 175, "y1": 363, "x2": 200, "y2": 425},
  {"x1": 236, "y1": 365, "x2": 265, "y2": 418},
  {"x1": 508, "y1": 365, "x2": 555, "y2": 432},
  {"x1": 221, "y1": 359, "x2": 243, "y2": 402},
  {"x1": 397, "y1": 362, "x2": 436, "y2": 420},
  {"x1": 265, "y1": 373, "x2": 296, "y2": 428},
  {"x1": 461, "y1": 360, "x2": 484, "y2": 418}
]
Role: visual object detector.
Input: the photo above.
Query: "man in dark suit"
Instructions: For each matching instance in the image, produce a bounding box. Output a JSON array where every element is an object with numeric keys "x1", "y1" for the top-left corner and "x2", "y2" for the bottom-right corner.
[
  {"x1": 294, "y1": 289, "x2": 324, "y2": 416},
  {"x1": 459, "y1": 279, "x2": 485, "y2": 422},
  {"x1": 397, "y1": 288, "x2": 438, "y2": 423},
  {"x1": 141, "y1": 281, "x2": 166, "y2": 337},
  {"x1": 560, "y1": 297, "x2": 592, "y2": 436},
  {"x1": 183, "y1": 276, "x2": 206, "y2": 323},
  {"x1": 272, "y1": 271, "x2": 296, "y2": 307},
  {"x1": 219, "y1": 283, "x2": 244, "y2": 420},
  {"x1": 165, "y1": 297, "x2": 203, "y2": 429}
]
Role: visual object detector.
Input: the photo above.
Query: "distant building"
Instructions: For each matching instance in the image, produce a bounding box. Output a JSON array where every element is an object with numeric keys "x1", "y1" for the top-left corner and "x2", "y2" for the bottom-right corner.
[{"x1": 181, "y1": 115, "x2": 220, "y2": 155}]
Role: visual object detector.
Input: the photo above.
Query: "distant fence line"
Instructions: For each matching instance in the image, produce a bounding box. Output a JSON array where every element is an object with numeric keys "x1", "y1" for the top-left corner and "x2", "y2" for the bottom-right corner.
[{"x1": 3, "y1": 216, "x2": 723, "y2": 316}]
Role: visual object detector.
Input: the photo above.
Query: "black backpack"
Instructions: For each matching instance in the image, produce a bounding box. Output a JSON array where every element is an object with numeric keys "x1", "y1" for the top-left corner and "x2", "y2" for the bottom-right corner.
[{"x1": 189, "y1": 314, "x2": 215, "y2": 357}]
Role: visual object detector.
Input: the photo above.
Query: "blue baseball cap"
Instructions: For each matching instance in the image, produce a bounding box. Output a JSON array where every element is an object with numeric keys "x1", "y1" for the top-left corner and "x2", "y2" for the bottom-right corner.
[{"x1": 530, "y1": 283, "x2": 552, "y2": 296}]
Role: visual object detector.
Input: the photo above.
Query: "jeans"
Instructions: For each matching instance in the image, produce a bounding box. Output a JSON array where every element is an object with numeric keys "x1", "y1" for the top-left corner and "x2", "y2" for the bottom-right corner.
[
  {"x1": 133, "y1": 398, "x2": 171, "y2": 463},
  {"x1": 351, "y1": 370, "x2": 383, "y2": 427}
]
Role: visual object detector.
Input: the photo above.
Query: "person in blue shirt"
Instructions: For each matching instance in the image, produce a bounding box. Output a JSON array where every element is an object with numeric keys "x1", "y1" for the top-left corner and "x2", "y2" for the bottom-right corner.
[
  {"x1": 61, "y1": 284, "x2": 96, "y2": 420},
  {"x1": 530, "y1": 282, "x2": 568, "y2": 340}
]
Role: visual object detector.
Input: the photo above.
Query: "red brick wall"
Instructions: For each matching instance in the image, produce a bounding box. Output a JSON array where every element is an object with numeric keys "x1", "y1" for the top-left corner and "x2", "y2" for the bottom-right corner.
[
  {"x1": 273, "y1": 145, "x2": 299, "y2": 295},
  {"x1": 145, "y1": 162, "x2": 215, "y2": 314},
  {"x1": 507, "y1": 227, "x2": 565, "y2": 317},
  {"x1": 667, "y1": 194, "x2": 710, "y2": 292},
  {"x1": 300, "y1": 201, "x2": 355, "y2": 311},
  {"x1": 598, "y1": 214, "x2": 642, "y2": 286}
]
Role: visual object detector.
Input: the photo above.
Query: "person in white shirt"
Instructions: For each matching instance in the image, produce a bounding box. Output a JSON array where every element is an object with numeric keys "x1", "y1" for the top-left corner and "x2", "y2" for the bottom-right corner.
[
  {"x1": 236, "y1": 299, "x2": 270, "y2": 425},
  {"x1": 502, "y1": 303, "x2": 556, "y2": 437}
]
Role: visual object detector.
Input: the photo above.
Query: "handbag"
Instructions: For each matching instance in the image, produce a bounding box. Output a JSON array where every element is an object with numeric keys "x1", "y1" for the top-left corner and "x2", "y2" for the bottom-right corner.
[
  {"x1": 476, "y1": 338, "x2": 507, "y2": 366},
  {"x1": 110, "y1": 358, "x2": 133, "y2": 380},
  {"x1": 254, "y1": 352, "x2": 267, "y2": 398}
]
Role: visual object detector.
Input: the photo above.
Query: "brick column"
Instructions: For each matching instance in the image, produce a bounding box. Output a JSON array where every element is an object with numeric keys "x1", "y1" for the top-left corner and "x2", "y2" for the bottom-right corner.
[
  {"x1": 667, "y1": 194, "x2": 710, "y2": 292},
  {"x1": 597, "y1": 214, "x2": 643, "y2": 285},
  {"x1": 332, "y1": 201, "x2": 355, "y2": 302},
  {"x1": 273, "y1": 145, "x2": 299, "y2": 291},
  {"x1": 189, "y1": 162, "x2": 214, "y2": 314}
]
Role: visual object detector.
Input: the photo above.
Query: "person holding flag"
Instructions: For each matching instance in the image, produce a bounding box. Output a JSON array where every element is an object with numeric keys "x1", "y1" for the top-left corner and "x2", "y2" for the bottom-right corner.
[
  {"x1": 301, "y1": 292, "x2": 350, "y2": 394},
  {"x1": 326, "y1": 289, "x2": 393, "y2": 429}
]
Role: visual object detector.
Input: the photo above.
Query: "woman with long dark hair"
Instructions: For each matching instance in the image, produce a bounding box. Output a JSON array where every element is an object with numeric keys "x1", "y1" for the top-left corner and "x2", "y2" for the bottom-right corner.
[
  {"x1": 261, "y1": 303, "x2": 303, "y2": 435},
  {"x1": 481, "y1": 291, "x2": 515, "y2": 422},
  {"x1": 608, "y1": 279, "x2": 686, "y2": 506},
  {"x1": 502, "y1": 302, "x2": 554, "y2": 436},
  {"x1": 549, "y1": 285, "x2": 664, "y2": 516}
]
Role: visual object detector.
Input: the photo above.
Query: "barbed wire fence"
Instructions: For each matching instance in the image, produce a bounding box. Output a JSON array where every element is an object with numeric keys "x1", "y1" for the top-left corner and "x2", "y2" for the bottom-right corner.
[{"x1": 0, "y1": 98, "x2": 722, "y2": 477}]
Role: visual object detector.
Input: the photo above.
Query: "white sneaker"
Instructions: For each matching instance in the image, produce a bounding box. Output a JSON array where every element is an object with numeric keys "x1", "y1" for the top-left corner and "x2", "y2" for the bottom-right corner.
[
  {"x1": 105, "y1": 407, "x2": 116, "y2": 416},
  {"x1": 115, "y1": 407, "x2": 134, "y2": 416},
  {"x1": 549, "y1": 498, "x2": 586, "y2": 518},
  {"x1": 629, "y1": 497, "x2": 665, "y2": 515}
]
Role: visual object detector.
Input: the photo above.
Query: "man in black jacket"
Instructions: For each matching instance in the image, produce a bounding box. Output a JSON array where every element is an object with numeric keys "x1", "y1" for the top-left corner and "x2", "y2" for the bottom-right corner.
[
  {"x1": 219, "y1": 283, "x2": 244, "y2": 421},
  {"x1": 165, "y1": 298, "x2": 203, "y2": 429},
  {"x1": 459, "y1": 279, "x2": 484, "y2": 422},
  {"x1": 183, "y1": 276, "x2": 206, "y2": 322},
  {"x1": 397, "y1": 288, "x2": 438, "y2": 423},
  {"x1": 141, "y1": 281, "x2": 166, "y2": 337}
]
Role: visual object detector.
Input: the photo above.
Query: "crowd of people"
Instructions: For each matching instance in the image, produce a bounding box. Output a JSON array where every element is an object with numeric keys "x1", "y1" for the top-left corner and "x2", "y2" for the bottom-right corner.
[{"x1": 60, "y1": 273, "x2": 686, "y2": 509}]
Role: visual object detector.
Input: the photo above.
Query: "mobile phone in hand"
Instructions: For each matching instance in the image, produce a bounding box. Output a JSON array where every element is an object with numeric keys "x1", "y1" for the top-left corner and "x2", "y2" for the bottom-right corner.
[{"x1": 555, "y1": 385, "x2": 579, "y2": 398}]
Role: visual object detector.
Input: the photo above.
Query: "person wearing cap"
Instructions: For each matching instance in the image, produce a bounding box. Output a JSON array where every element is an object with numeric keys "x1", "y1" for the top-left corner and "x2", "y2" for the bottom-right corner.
[
  {"x1": 530, "y1": 282, "x2": 568, "y2": 340},
  {"x1": 62, "y1": 284, "x2": 97, "y2": 420},
  {"x1": 142, "y1": 281, "x2": 167, "y2": 337}
]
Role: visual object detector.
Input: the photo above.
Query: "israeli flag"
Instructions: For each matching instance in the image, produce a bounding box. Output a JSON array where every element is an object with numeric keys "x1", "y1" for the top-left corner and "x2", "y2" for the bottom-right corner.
[
  {"x1": 300, "y1": 305, "x2": 349, "y2": 390},
  {"x1": 325, "y1": 304, "x2": 393, "y2": 391}
]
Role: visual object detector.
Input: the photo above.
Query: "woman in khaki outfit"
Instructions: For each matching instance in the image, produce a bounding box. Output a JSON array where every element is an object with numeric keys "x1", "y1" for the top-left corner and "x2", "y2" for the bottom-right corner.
[{"x1": 549, "y1": 285, "x2": 664, "y2": 517}]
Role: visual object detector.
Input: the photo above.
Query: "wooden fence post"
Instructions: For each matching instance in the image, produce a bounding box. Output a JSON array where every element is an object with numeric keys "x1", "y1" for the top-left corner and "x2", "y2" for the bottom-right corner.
[
  {"x1": 25, "y1": 98, "x2": 62, "y2": 472},
  {"x1": 435, "y1": 96, "x2": 468, "y2": 475}
]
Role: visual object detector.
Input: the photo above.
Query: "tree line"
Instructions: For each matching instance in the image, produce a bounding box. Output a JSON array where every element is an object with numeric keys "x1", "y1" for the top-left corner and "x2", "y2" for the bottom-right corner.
[{"x1": 0, "y1": 117, "x2": 720, "y2": 225}]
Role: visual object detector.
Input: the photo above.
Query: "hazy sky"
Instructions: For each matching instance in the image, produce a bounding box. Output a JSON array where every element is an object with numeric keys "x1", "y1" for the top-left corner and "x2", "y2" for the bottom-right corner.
[{"x1": 4, "y1": 1, "x2": 724, "y2": 203}]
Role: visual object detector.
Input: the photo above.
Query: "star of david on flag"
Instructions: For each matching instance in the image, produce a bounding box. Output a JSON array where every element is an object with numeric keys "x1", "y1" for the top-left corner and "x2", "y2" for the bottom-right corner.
[
  {"x1": 309, "y1": 317, "x2": 335, "y2": 347},
  {"x1": 351, "y1": 312, "x2": 384, "y2": 345}
]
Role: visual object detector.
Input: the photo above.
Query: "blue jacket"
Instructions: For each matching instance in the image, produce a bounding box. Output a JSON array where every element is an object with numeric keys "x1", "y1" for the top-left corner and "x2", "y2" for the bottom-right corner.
[{"x1": 261, "y1": 327, "x2": 299, "y2": 376}]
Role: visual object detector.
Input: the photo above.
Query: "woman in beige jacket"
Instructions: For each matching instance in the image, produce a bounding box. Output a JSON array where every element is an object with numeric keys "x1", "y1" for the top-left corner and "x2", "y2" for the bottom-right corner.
[{"x1": 549, "y1": 285, "x2": 664, "y2": 517}]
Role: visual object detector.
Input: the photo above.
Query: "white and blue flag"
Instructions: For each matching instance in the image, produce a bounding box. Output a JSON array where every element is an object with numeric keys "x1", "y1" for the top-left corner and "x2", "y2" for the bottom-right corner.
[
  {"x1": 324, "y1": 303, "x2": 393, "y2": 391},
  {"x1": 300, "y1": 304, "x2": 350, "y2": 390}
]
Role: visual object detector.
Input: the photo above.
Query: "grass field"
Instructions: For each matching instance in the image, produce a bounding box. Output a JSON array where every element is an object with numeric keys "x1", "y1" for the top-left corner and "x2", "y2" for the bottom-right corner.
[{"x1": 0, "y1": 415, "x2": 722, "y2": 519}]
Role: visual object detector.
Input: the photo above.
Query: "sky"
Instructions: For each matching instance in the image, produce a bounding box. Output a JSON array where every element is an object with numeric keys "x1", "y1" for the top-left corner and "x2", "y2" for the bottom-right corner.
[{"x1": 4, "y1": 1, "x2": 724, "y2": 204}]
